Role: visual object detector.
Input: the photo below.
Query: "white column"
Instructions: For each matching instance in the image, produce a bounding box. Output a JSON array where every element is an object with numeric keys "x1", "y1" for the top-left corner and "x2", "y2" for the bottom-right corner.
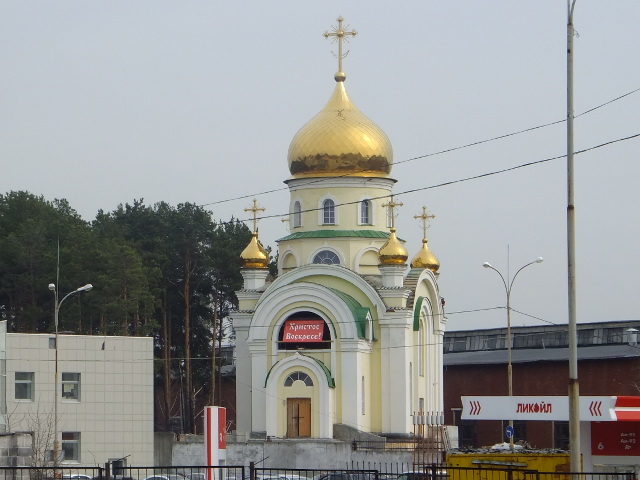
[
  {"x1": 249, "y1": 340, "x2": 268, "y2": 434},
  {"x1": 379, "y1": 264, "x2": 407, "y2": 288},
  {"x1": 379, "y1": 312, "x2": 412, "y2": 434},
  {"x1": 339, "y1": 339, "x2": 363, "y2": 430},
  {"x1": 241, "y1": 269, "x2": 269, "y2": 290},
  {"x1": 232, "y1": 314, "x2": 252, "y2": 438}
]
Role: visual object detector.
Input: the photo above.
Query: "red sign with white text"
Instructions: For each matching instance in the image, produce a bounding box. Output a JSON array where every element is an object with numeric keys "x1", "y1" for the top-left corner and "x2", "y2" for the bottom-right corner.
[
  {"x1": 283, "y1": 320, "x2": 324, "y2": 342},
  {"x1": 592, "y1": 422, "x2": 640, "y2": 456}
]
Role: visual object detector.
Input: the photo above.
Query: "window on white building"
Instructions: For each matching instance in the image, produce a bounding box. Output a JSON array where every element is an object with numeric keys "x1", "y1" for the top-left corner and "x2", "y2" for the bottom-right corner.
[
  {"x1": 322, "y1": 199, "x2": 335, "y2": 225},
  {"x1": 361, "y1": 376, "x2": 366, "y2": 415},
  {"x1": 61, "y1": 432, "x2": 80, "y2": 461},
  {"x1": 62, "y1": 373, "x2": 80, "y2": 401},
  {"x1": 293, "y1": 201, "x2": 302, "y2": 228},
  {"x1": 360, "y1": 200, "x2": 371, "y2": 224},
  {"x1": 15, "y1": 372, "x2": 34, "y2": 401}
]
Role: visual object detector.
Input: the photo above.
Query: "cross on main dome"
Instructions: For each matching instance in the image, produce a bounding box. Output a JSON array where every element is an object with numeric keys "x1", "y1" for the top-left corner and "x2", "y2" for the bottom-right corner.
[{"x1": 324, "y1": 16, "x2": 357, "y2": 82}]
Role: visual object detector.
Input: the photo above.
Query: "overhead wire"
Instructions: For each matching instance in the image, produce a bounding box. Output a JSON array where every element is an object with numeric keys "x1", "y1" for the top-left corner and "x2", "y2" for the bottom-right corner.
[
  {"x1": 220, "y1": 131, "x2": 640, "y2": 225},
  {"x1": 198, "y1": 86, "x2": 640, "y2": 216}
]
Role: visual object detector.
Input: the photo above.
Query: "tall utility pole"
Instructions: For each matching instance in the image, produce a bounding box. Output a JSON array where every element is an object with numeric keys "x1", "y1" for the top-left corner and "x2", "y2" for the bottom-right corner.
[{"x1": 566, "y1": 0, "x2": 581, "y2": 473}]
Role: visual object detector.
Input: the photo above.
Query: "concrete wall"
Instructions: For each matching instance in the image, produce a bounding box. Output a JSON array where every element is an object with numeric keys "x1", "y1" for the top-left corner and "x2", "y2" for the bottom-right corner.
[
  {"x1": 0, "y1": 433, "x2": 32, "y2": 467},
  {"x1": 155, "y1": 432, "x2": 175, "y2": 466},
  {"x1": 171, "y1": 435, "x2": 206, "y2": 467},
  {"x1": 169, "y1": 435, "x2": 421, "y2": 471}
]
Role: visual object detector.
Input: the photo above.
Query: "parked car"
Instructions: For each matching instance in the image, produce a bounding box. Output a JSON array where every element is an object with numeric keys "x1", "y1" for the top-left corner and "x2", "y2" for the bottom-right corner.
[
  {"x1": 187, "y1": 474, "x2": 206, "y2": 480},
  {"x1": 395, "y1": 470, "x2": 447, "y2": 480},
  {"x1": 277, "y1": 475, "x2": 310, "y2": 480},
  {"x1": 63, "y1": 475, "x2": 92, "y2": 480},
  {"x1": 142, "y1": 475, "x2": 186, "y2": 480},
  {"x1": 315, "y1": 474, "x2": 378, "y2": 480},
  {"x1": 91, "y1": 476, "x2": 136, "y2": 480}
]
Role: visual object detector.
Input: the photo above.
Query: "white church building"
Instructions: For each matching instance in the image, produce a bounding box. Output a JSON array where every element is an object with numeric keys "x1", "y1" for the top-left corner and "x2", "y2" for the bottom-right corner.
[{"x1": 232, "y1": 18, "x2": 446, "y2": 441}]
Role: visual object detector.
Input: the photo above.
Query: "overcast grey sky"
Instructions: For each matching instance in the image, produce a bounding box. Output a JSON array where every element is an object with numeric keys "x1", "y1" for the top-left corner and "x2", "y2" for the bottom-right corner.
[{"x1": 2, "y1": 1, "x2": 639, "y2": 332}]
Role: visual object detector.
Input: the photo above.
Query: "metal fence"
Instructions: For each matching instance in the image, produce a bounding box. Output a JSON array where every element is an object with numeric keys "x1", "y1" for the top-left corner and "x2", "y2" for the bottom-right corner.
[
  {"x1": 0, "y1": 466, "x2": 245, "y2": 480},
  {"x1": 0, "y1": 465, "x2": 634, "y2": 480},
  {"x1": 445, "y1": 466, "x2": 634, "y2": 480},
  {"x1": 252, "y1": 465, "x2": 635, "y2": 480}
]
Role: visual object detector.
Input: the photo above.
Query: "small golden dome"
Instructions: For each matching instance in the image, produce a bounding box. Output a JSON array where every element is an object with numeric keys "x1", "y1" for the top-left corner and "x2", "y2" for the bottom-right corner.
[
  {"x1": 410, "y1": 238, "x2": 440, "y2": 272},
  {"x1": 287, "y1": 81, "x2": 393, "y2": 178},
  {"x1": 240, "y1": 233, "x2": 269, "y2": 269},
  {"x1": 378, "y1": 228, "x2": 408, "y2": 265}
]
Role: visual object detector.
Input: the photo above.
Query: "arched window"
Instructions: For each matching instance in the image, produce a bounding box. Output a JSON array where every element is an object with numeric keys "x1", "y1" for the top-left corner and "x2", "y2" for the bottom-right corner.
[
  {"x1": 284, "y1": 371, "x2": 314, "y2": 387},
  {"x1": 313, "y1": 250, "x2": 340, "y2": 265},
  {"x1": 322, "y1": 199, "x2": 335, "y2": 225},
  {"x1": 360, "y1": 199, "x2": 371, "y2": 225},
  {"x1": 293, "y1": 201, "x2": 302, "y2": 228}
]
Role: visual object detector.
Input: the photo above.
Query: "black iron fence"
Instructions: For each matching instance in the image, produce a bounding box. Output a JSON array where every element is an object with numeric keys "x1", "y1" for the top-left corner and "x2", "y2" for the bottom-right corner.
[
  {"x1": 0, "y1": 466, "x2": 244, "y2": 480},
  {"x1": 0, "y1": 465, "x2": 634, "y2": 480}
]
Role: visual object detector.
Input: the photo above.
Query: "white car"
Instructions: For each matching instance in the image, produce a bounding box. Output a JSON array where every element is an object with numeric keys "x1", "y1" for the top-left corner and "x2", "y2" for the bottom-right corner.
[{"x1": 142, "y1": 475, "x2": 185, "y2": 480}]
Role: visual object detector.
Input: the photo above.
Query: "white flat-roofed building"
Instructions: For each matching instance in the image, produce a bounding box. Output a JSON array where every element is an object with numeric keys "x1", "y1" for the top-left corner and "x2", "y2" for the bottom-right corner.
[{"x1": 0, "y1": 320, "x2": 154, "y2": 466}]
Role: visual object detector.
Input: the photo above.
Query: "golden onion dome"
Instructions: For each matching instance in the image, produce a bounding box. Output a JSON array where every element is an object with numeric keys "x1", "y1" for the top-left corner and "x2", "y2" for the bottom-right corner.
[
  {"x1": 287, "y1": 80, "x2": 393, "y2": 178},
  {"x1": 410, "y1": 238, "x2": 440, "y2": 272},
  {"x1": 378, "y1": 228, "x2": 409, "y2": 266},
  {"x1": 240, "y1": 233, "x2": 269, "y2": 269}
]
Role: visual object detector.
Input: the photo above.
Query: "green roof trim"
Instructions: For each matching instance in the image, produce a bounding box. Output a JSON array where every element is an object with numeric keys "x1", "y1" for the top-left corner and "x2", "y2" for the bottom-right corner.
[
  {"x1": 263, "y1": 354, "x2": 335, "y2": 388},
  {"x1": 327, "y1": 287, "x2": 371, "y2": 339},
  {"x1": 311, "y1": 357, "x2": 336, "y2": 388},
  {"x1": 277, "y1": 229, "x2": 390, "y2": 242},
  {"x1": 413, "y1": 296, "x2": 425, "y2": 331}
]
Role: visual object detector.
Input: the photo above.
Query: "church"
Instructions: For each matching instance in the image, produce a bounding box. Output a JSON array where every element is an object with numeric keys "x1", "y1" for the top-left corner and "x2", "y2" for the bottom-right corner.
[{"x1": 232, "y1": 17, "x2": 446, "y2": 440}]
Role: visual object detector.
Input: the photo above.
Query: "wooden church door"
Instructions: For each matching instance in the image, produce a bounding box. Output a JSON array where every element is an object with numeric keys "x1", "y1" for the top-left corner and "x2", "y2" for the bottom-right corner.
[{"x1": 286, "y1": 398, "x2": 311, "y2": 437}]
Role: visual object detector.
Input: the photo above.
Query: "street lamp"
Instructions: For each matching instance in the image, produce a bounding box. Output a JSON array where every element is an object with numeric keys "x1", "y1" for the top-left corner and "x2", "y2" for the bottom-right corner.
[
  {"x1": 482, "y1": 257, "x2": 542, "y2": 450},
  {"x1": 48, "y1": 282, "x2": 92, "y2": 466}
]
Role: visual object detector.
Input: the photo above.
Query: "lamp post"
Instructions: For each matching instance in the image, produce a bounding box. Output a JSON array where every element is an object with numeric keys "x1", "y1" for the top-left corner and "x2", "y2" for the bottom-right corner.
[
  {"x1": 482, "y1": 257, "x2": 543, "y2": 450},
  {"x1": 48, "y1": 282, "x2": 92, "y2": 466}
]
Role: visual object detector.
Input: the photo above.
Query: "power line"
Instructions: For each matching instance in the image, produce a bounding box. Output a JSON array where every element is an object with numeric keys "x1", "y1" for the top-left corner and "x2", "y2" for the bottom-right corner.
[
  {"x1": 231, "y1": 131, "x2": 640, "y2": 225},
  {"x1": 199, "y1": 86, "x2": 640, "y2": 214}
]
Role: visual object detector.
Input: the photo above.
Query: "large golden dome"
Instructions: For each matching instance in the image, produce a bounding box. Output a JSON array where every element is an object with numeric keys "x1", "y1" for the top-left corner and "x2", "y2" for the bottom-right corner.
[{"x1": 287, "y1": 80, "x2": 393, "y2": 178}]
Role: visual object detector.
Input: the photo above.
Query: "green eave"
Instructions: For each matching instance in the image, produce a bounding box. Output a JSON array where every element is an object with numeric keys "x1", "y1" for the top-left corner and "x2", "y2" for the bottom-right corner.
[
  {"x1": 264, "y1": 354, "x2": 335, "y2": 388},
  {"x1": 311, "y1": 357, "x2": 336, "y2": 388},
  {"x1": 277, "y1": 229, "x2": 390, "y2": 242},
  {"x1": 327, "y1": 287, "x2": 372, "y2": 340}
]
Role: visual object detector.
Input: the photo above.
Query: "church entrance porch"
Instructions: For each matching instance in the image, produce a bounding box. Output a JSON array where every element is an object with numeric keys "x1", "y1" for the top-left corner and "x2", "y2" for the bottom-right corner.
[{"x1": 287, "y1": 397, "x2": 312, "y2": 437}]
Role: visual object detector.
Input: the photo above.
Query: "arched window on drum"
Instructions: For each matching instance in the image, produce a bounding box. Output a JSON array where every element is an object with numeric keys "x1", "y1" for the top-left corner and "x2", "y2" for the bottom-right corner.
[{"x1": 293, "y1": 201, "x2": 302, "y2": 228}]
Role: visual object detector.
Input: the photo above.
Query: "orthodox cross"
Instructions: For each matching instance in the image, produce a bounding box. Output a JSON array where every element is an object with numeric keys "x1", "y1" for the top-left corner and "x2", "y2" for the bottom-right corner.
[
  {"x1": 414, "y1": 206, "x2": 436, "y2": 239},
  {"x1": 383, "y1": 196, "x2": 403, "y2": 229},
  {"x1": 244, "y1": 198, "x2": 266, "y2": 234},
  {"x1": 324, "y1": 16, "x2": 357, "y2": 76}
]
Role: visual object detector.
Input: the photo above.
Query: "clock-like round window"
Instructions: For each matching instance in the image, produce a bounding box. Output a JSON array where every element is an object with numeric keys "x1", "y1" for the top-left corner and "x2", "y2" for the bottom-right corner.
[{"x1": 313, "y1": 250, "x2": 340, "y2": 265}]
